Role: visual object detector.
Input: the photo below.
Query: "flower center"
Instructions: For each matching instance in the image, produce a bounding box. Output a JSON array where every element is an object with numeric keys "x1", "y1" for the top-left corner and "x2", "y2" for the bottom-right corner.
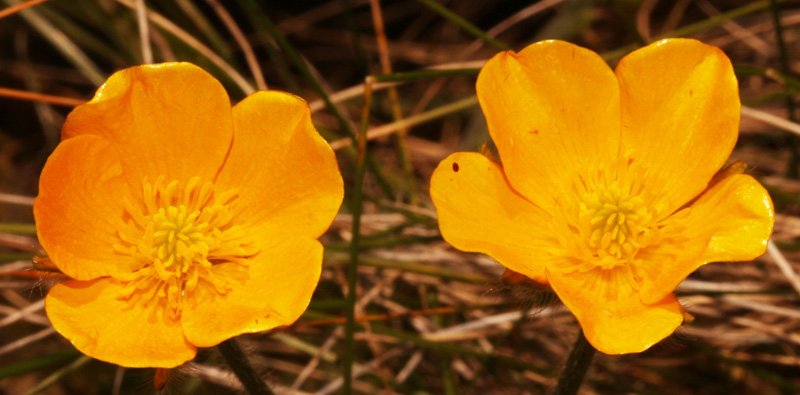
[
  {"x1": 113, "y1": 177, "x2": 256, "y2": 319},
  {"x1": 578, "y1": 185, "x2": 653, "y2": 269},
  {"x1": 149, "y1": 205, "x2": 211, "y2": 282}
]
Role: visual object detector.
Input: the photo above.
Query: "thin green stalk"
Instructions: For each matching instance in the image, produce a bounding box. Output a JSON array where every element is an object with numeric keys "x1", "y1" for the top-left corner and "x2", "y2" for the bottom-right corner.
[
  {"x1": 414, "y1": 0, "x2": 508, "y2": 51},
  {"x1": 326, "y1": 234, "x2": 440, "y2": 251},
  {"x1": 553, "y1": 330, "x2": 596, "y2": 395},
  {"x1": 668, "y1": 0, "x2": 770, "y2": 37},
  {"x1": 16, "y1": 33, "x2": 59, "y2": 147},
  {"x1": 335, "y1": 96, "x2": 477, "y2": 151},
  {"x1": 603, "y1": 0, "x2": 772, "y2": 62},
  {"x1": 429, "y1": 290, "x2": 457, "y2": 395},
  {"x1": 35, "y1": 6, "x2": 125, "y2": 63},
  {"x1": 3, "y1": 0, "x2": 104, "y2": 85},
  {"x1": 769, "y1": 0, "x2": 799, "y2": 178},
  {"x1": 0, "y1": 350, "x2": 80, "y2": 379},
  {"x1": 217, "y1": 339, "x2": 274, "y2": 395},
  {"x1": 369, "y1": 0, "x2": 417, "y2": 203},
  {"x1": 238, "y1": 0, "x2": 395, "y2": 199},
  {"x1": 376, "y1": 200, "x2": 438, "y2": 226},
  {"x1": 377, "y1": 96, "x2": 478, "y2": 134},
  {"x1": 247, "y1": 20, "x2": 299, "y2": 92},
  {"x1": 232, "y1": 0, "x2": 298, "y2": 90},
  {"x1": 375, "y1": 68, "x2": 481, "y2": 82},
  {"x1": 174, "y1": 0, "x2": 233, "y2": 59},
  {"x1": 114, "y1": 0, "x2": 255, "y2": 95},
  {"x1": 245, "y1": 1, "x2": 341, "y2": 115},
  {"x1": 24, "y1": 355, "x2": 91, "y2": 395},
  {"x1": 735, "y1": 66, "x2": 800, "y2": 92},
  {"x1": 343, "y1": 78, "x2": 373, "y2": 394},
  {"x1": 272, "y1": 332, "x2": 337, "y2": 362},
  {"x1": 0, "y1": 223, "x2": 36, "y2": 235},
  {"x1": 441, "y1": 352, "x2": 457, "y2": 395},
  {"x1": 370, "y1": 325, "x2": 549, "y2": 374},
  {"x1": 338, "y1": 0, "x2": 370, "y2": 76},
  {"x1": 324, "y1": 251, "x2": 493, "y2": 284}
]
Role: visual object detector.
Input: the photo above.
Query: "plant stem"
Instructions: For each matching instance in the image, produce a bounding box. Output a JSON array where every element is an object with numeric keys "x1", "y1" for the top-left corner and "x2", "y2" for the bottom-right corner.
[
  {"x1": 375, "y1": 68, "x2": 481, "y2": 82},
  {"x1": 603, "y1": 1, "x2": 771, "y2": 62},
  {"x1": 238, "y1": 0, "x2": 395, "y2": 199},
  {"x1": 369, "y1": 0, "x2": 417, "y2": 204},
  {"x1": 414, "y1": 0, "x2": 508, "y2": 51},
  {"x1": 553, "y1": 330, "x2": 596, "y2": 395},
  {"x1": 218, "y1": 339, "x2": 274, "y2": 395},
  {"x1": 769, "y1": 0, "x2": 799, "y2": 178},
  {"x1": 24, "y1": 355, "x2": 90, "y2": 395},
  {"x1": 343, "y1": 77, "x2": 373, "y2": 394}
]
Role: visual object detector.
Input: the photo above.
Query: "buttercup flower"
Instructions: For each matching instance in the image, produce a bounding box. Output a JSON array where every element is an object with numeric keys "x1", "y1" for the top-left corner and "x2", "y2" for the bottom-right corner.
[
  {"x1": 35, "y1": 63, "x2": 343, "y2": 367},
  {"x1": 430, "y1": 39, "x2": 774, "y2": 354}
]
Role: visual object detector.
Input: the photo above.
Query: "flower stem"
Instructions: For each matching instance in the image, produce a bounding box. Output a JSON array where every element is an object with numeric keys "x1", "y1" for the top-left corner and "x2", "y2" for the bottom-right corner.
[
  {"x1": 769, "y1": 0, "x2": 800, "y2": 178},
  {"x1": 218, "y1": 339, "x2": 274, "y2": 395},
  {"x1": 553, "y1": 330, "x2": 596, "y2": 395},
  {"x1": 343, "y1": 77, "x2": 374, "y2": 394}
]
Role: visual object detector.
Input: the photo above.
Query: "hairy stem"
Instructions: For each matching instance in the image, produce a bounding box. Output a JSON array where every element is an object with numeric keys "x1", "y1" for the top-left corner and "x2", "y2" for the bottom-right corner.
[
  {"x1": 553, "y1": 330, "x2": 596, "y2": 395},
  {"x1": 218, "y1": 338, "x2": 274, "y2": 395}
]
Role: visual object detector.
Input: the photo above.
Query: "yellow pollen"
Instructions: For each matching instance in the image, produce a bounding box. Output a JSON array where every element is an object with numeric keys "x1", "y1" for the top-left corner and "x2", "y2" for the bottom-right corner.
[
  {"x1": 578, "y1": 185, "x2": 653, "y2": 269},
  {"x1": 113, "y1": 176, "x2": 256, "y2": 319}
]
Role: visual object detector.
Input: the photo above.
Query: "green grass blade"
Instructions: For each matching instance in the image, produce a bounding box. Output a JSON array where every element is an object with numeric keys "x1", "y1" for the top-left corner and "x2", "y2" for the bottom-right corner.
[
  {"x1": 414, "y1": 0, "x2": 508, "y2": 50},
  {"x1": 3, "y1": 0, "x2": 104, "y2": 84},
  {"x1": 342, "y1": 77, "x2": 372, "y2": 394}
]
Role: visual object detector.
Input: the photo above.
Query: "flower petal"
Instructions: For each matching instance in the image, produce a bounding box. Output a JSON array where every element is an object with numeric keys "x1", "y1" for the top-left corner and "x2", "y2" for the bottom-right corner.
[
  {"x1": 34, "y1": 135, "x2": 140, "y2": 280},
  {"x1": 636, "y1": 174, "x2": 774, "y2": 304},
  {"x1": 62, "y1": 63, "x2": 233, "y2": 184},
  {"x1": 180, "y1": 237, "x2": 322, "y2": 347},
  {"x1": 547, "y1": 267, "x2": 684, "y2": 354},
  {"x1": 616, "y1": 39, "x2": 739, "y2": 216},
  {"x1": 476, "y1": 40, "x2": 620, "y2": 210},
  {"x1": 216, "y1": 91, "x2": 343, "y2": 240},
  {"x1": 46, "y1": 278, "x2": 195, "y2": 368},
  {"x1": 430, "y1": 152, "x2": 561, "y2": 283}
]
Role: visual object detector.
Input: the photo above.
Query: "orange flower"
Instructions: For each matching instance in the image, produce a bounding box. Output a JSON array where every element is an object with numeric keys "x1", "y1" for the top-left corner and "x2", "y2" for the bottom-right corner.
[
  {"x1": 35, "y1": 63, "x2": 343, "y2": 367},
  {"x1": 430, "y1": 39, "x2": 774, "y2": 354}
]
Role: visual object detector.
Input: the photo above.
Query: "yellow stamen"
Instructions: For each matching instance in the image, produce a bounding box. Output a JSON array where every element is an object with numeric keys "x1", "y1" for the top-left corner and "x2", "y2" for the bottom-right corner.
[
  {"x1": 577, "y1": 175, "x2": 654, "y2": 270},
  {"x1": 113, "y1": 177, "x2": 256, "y2": 319}
]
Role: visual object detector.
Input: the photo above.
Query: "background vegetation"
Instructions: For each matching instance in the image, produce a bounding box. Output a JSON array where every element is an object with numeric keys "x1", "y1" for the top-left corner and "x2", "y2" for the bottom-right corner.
[{"x1": 1, "y1": 0, "x2": 799, "y2": 393}]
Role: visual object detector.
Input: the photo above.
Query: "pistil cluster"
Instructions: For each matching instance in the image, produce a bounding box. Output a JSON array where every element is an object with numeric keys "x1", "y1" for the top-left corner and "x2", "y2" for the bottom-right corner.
[
  {"x1": 577, "y1": 180, "x2": 654, "y2": 270},
  {"x1": 113, "y1": 177, "x2": 257, "y2": 319}
]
